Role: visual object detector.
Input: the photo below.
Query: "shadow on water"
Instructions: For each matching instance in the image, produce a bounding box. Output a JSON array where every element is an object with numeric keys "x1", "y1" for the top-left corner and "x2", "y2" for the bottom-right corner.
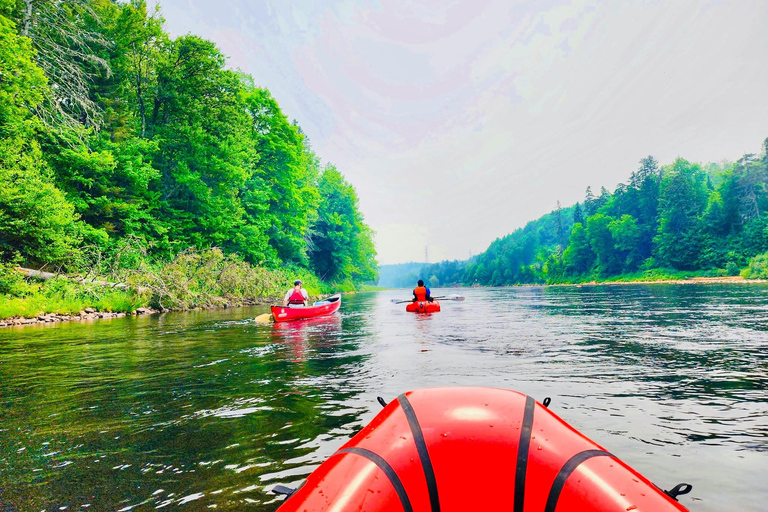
[{"x1": 1, "y1": 286, "x2": 767, "y2": 511}]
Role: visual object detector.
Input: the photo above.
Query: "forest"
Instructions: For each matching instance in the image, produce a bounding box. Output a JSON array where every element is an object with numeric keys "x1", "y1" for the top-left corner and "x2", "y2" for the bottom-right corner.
[
  {"x1": 417, "y1": 144, "x2": 768, "y2": 287},
  {"x1": 0, "y1": 0, "x2": 377, "y2": 317}
]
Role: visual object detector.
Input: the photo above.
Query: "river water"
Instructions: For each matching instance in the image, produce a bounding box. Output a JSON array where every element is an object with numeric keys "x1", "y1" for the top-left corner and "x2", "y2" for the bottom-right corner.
[{"x1": 1, "y1": 285, "x2": 767, "y2": 511}]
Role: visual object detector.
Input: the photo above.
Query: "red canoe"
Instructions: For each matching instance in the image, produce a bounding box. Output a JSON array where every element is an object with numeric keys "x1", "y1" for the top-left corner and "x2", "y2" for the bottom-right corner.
[
  {"x1": 271, "y1": 294, "x2": 341, "y2": 323},
  {"x1": 276, "y1": 387, "x2": 691, "y2": 512},
  {"x1": 406, "y1": 300, "x2": 441, "y2": 313}
]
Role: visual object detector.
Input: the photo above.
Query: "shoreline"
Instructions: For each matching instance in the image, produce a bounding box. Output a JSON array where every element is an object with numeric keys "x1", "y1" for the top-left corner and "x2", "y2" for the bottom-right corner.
[
  {"x1": 552, "y1": 276, "x2": 767, "y2": 286},
  {"x1": 0, "y1": 298, "x2": 269, "y2": 329},
  {"x1": 0, "y1": 291, "x2": 365, "y2": 330}
]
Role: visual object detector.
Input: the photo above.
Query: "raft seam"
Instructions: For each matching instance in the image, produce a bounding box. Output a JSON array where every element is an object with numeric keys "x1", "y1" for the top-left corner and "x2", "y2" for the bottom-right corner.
[
  {"x1": 397, "y1": 393, "x2": 441, "y2": 512},
  {"x1": 544, "y1": 449, "x2": 614, "y2": 512},
  {"x1": 514, "y1": 395, "x2": 536, "y2": 512},
  {"x1": 337, "y1": 447, "x2": 414, "y2": 512}
]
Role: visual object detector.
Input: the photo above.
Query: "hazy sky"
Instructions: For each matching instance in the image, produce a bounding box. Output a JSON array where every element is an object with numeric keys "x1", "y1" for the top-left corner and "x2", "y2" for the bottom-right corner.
[{"x1": 148, "y1": 0, "x2": 768, "y2": 264}]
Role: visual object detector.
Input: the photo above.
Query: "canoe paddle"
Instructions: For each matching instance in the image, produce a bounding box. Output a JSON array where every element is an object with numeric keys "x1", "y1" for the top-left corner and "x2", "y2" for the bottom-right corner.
[
  {"x1": 254, "y1": 313, "x2": 274, "y2": 323},
  {"x1": 390, "y1": 294, "x2": 465, "y2": 304}
]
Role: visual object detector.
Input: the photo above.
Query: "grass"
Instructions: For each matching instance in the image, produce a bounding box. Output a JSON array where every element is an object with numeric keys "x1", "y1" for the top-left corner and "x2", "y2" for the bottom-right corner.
[{"x1": 549, "y1": 267, "x2": 735, "y2": 285}]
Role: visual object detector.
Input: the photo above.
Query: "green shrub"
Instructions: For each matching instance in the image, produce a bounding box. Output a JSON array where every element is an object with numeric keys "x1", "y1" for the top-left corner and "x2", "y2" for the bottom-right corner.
[
  {"x1": 726, "y1": 261, "x2": 741, "y2": 276},
  {"x1": 0, "y1": 261, "x2": 39, "y2": 296},
  {"x1": 741, "y1": 252, "x2": 768, "y2": 279}
]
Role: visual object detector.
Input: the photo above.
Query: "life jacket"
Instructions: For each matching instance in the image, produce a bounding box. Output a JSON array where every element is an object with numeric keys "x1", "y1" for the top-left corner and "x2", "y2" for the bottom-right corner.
[
  {"x1": 413, "y1": 286, "x2": 428, "y2": 301},
  {"x1": 288, "y1": 289, "x2": 306, "y2": 305}
]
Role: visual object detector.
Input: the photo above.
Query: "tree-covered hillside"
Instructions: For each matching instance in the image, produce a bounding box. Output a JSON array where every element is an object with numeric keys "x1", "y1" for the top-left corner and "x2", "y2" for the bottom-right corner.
[
  {"x1": 420, "y1": 142, "x2": 768, "y2": 287},
  {"x1": 0, "y1": 0, "x2": 377, "y2": 307}
]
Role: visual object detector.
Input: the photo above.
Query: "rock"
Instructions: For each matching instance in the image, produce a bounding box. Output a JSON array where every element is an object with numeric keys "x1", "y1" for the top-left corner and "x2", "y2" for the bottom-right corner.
[
  {"x1": 135, "y1": 307, "x2": 153, "y2": 315},
  {"x1": 115, "y1": 312, "x2": 126, "y2": 318},
  {"x1": 84, "y1": 307, "x2": 96, "y2": 313}
]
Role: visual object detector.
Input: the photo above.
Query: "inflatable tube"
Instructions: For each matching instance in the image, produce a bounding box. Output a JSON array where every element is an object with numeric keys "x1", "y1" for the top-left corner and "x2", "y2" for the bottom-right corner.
[
  {"x1": 277, "y1": 387, "x2": 690, "y2": 512},
  {"x1": 406, "y1": 300, "x2": 441, "y2": 313}
]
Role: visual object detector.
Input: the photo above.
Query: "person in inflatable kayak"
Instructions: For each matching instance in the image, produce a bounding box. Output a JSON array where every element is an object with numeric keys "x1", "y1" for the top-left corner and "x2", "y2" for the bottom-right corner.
[
  {"x1": 412, "y1": 279, "x2": 434, "y2": 303},
  {"x1": 284, "y1": 279, "x2": 309, "y2": 307}
]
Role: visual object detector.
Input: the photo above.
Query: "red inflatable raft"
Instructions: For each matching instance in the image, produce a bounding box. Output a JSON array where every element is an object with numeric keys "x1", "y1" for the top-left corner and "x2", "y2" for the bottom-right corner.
[
  {"x1": 271, "y1": 294, "x2": 341, "y2": 323},
  {"x1": 276, "y1": 387, "x2": 691, "y2": 512},
  {"x1": 406, "y1": 300, "x2": 441, "y2": 313}
]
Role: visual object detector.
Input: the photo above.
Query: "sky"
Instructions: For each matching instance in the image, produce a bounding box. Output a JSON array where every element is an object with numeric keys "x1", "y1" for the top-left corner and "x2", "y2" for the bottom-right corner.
[{"x1": 147, "y1": 0, "x2": 768, "y2": 265}]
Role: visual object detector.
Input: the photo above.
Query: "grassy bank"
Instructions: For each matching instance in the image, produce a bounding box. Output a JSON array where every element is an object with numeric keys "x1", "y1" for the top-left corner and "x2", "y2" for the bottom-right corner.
[
  {"x1": 0, "y1": 248, "x2": 368, "y2": 322},
  {"x1": 550, "y1": 268, "x2": 730, "y2": 285}
]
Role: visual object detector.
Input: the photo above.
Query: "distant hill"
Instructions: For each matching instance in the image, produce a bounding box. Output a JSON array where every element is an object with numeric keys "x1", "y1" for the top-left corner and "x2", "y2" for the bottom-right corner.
[{"x1": 376, "y1": 262, "x2": 427, "y2": 288}]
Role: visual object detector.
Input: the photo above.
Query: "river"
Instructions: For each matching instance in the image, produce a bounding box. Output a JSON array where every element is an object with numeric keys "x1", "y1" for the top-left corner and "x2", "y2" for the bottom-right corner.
[{"x1": 1, "y1": 285, "x2": 767, "y2": 511}]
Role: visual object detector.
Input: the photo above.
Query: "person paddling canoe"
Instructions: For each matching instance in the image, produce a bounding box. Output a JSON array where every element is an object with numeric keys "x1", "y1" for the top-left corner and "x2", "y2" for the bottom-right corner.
[
  {"x1": 284, "y1": 279, "x2": 309, "y2": 307},
  {"x1": 412, "y1": 279, "x2": 434, "y2": 303}
]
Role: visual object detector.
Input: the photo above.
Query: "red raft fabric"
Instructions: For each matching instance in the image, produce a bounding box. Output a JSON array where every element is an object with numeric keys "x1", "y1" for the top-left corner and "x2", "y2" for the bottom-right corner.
[
  {"x1": 277, "y1": 387, "x2": 690, "y2": 512},
  {"x1": 405, "y1": 301, "x2": 441, "y2": 313}
]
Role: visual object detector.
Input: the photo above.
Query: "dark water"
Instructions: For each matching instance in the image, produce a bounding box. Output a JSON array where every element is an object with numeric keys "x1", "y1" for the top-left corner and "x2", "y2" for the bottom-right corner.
[{"x1": 1, "y1": 285, "x2": 767, "y2": 512}]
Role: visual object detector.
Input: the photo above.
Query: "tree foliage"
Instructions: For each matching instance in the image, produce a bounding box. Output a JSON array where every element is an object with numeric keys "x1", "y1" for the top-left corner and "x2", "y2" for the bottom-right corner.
[
  {"x1": 421, "y1": 140, "x2": 768, "y2": 286},
  {"x1": 0, "y1": 2, "x2": 377, "y2": 287}
]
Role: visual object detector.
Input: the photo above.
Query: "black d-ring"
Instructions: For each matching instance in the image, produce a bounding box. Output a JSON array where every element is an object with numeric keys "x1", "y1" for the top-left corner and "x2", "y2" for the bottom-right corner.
[
  {"x1": 377, "y1": 396, "x2": 388, "y2": 408},
  {"x1": 664, "y1": 483, "x2": 693, "y2": 501},
  {"x1": 543, "y1": 397, "x2": 552, "y2": 408}
]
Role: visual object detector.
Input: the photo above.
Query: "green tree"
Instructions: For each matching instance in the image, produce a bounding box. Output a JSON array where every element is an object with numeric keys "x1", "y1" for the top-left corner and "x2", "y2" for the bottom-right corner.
[
  {"x1": 242, "y1": 84, "x2": 319, "y2": 265},
  {"x1": 0, "y1": 10, "x2": 45, "y2": 136},
  {"x1": 562, "y1": 223, "x2": 594, "y2": 275},
  {"x1": 586, "y1": 214, "x2": 621, "y2": 276},
  {"x1": 148, "y1": 35, "x2": 255, "y2": 252},
  {"x1": 309, "y1": 167, "x2": 376, "y2": 283},
  {"x1": 609, "y1": 214, "x2": 642, "y2": 271},
  {"x1": 654, "y1": 158, "x2": 708, "y2": 269},
  {"x1": 0, "y1": 138, "x2": 80, "y2": 265}
]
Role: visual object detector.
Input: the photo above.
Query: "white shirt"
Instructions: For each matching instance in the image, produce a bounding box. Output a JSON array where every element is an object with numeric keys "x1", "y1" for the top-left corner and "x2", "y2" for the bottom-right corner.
[{"x1": 284, "y1": 287, "x2": 309, "y2": 306}]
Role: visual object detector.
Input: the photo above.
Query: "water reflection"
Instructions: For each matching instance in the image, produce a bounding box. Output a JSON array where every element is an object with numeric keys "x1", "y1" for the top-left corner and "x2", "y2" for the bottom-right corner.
[{"x1": 1, "y1": 285, "x2": 767, "y2": 511}]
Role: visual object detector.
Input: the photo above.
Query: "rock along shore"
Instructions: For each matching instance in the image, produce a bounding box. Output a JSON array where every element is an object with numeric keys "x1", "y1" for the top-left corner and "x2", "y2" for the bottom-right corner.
[{"x1": 0, "y1": 298, "x2": 270, "y2": 329}]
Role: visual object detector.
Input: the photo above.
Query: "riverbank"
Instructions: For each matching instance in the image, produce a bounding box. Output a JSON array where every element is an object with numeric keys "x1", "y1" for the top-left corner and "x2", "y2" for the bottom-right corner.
[
  {"x1": 0, "y1": 248, "x2": 377, "y2": 329},
  {"x1": 564, "y1": 275, "x2": 767, "y2": 286}
]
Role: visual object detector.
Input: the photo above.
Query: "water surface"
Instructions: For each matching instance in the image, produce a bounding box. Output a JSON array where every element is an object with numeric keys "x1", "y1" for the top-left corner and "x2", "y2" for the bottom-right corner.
[{"x1": 1, "y1": 285, "x2": 767, "y2": 511}]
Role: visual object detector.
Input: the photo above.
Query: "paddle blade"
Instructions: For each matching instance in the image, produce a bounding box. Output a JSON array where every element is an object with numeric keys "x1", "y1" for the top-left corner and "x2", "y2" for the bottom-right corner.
[
  {"x1": 254, "y1": 313, "x2": 273, "y2": 324},
  {"x1": 446, "y1": 295, "x2": 465, "y2": 301}
]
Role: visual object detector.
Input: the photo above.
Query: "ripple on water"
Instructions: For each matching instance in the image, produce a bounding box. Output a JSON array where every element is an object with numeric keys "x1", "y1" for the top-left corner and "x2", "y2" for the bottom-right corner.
[{"x1": 0, "y1": 288, "x2": 767, "y2": 511}]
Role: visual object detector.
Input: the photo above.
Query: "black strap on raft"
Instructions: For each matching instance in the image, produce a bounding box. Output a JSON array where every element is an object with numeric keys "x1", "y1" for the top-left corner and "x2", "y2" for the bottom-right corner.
[
  {"x1": 664, "y1": 483, "x2": 693, "y2": 501},
  {"x1": 338, "y1": 448, "x2": 414, "y2": 512},
  {"x1": 514, "y1": 395, "x2": 536, "y2": 512},
  {"x1": 544, "y1": 449, "x2": 614, "y2": 512},
  {"x1": 542, "y1": 397, "x2": 551, "y2": 408},
  {"x1": 398, "y1": 393, "x2": 441, "y2": 512},
  {"x1": 271, "y1": 484, "x2": 296, "y2": 497},
  {"x1": 377, "y1": 396, "x2": 388, "y2": 408}
]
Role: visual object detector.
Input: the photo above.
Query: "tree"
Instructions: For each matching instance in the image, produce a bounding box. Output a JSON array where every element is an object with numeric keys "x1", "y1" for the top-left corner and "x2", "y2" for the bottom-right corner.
[
  {"x1": 309, "y1": 167, "x2": 376, "y2": 283},
  {"x1": 11, "y1": 0, "x2": 111, "y2": 129},
  {"x1": 654, "y1": 158, "x2": 708, "y2": 269},
  {"x1": 609, "y1": 215, "x2": 642, "y2": 271},
  {"x1": 573, "y1": 202, "x2": 584, "y2": 225},
  {"x1": 0, "y1": 137, "x2": 81, "y2": 266},
  {"x1": 555, "y1": 200, "x2": 564, "y2": 246},
  {"x1": 242, "y1": 84, "x2": 319, "y2": 264},
  {"x1": 584, "y1": 186, "x2": 596, "y2": 216},
  {"x1": 0, "y1": 10, "x2": 46, "y2": 137},
  {"x1": 586, "y1": 214, "x2": 621, "y2": 275},
  {"x1": 563, "y1": 223, "x2": 594, "y2": 275}
]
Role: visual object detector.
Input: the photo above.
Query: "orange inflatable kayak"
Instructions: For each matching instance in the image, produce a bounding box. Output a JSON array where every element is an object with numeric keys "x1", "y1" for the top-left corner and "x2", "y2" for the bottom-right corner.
[
  {"x1": 276, "y1": 387, "x2": 691, "y2": 512},
  {"x1": 406, "y1": 300, "x2": 441, "y2": 313}
]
